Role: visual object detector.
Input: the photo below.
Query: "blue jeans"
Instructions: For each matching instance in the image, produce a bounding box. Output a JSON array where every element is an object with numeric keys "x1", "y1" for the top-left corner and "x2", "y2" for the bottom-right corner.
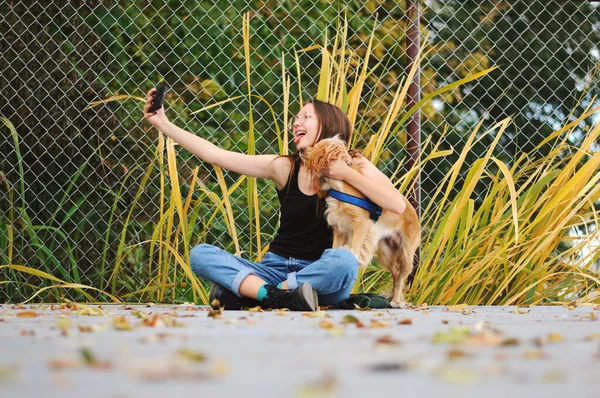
[{"x1": 190, "y1": 244, "x2": 358, "y2": 305}]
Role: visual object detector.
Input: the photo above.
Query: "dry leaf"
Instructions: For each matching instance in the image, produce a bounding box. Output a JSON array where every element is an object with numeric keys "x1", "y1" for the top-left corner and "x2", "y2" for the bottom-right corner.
[
  {"x1": 56, "y1": 318, "x2": 72, "y2": 336},
  {"x1": 584, "y1": 333, "x2": 600, "y2": 341},
  {"x1": 19, "y1": 330, "x2": 35, "y2": 336},
  {"x1": 302, "y1": 311, "x2": 328, "y2": 318},
  {"x1": 370, "y1": 319, "x2": 390, "y2": 328},
  {"x1": 523, "y1": 349, "x2": 548, "y2": 360},
  {"x1": 438, "y1": 368, "x2": 479, "y2": 384},
  {"x1": 247, "y1": 306, "x2": 263, "y2": 313},
  {"x1": 48, "y1": 358, "x2": 80, "y2": 370},
  {"x1": 547, "y1": 333, "x2": 564, "y2": 343},
  {"x1": 512, "y1": 307, "x2": 530, "y2": 314},
  {"x1": 112, "y1": 315, "x2": 134, "y2": 331},
  {"x1": 274, "y1": 310, "x2": 289, "y2": 316},
  {"x1": 296, "y1": 373, "x2": 337, "y2": 397},
  {"x1": 432, "y1": 327, "x2": 471, "y2": 344},
  {"x1": 208, "y1": 300, "x2": 224, "y2": 318},
  {"x1": 543, "y1": 370, "x2": 566, "y2": 383},
  {"x1": 80, "y1": 348, "x2": 113, "y2": 369},
  {"x1": 342, "y1": 315, "x2": 365, "y2": 328},
  {"x1": 142, "y1": 314, "x2": 167, "y2": 328},
  {"x1": 398, "y1": 318, "x2": 413, "y2": 325},
  {"x1": 16, "y1": 311, "x2": 38, "y2": 318},
  {"x1": 376, "y1": 334, "x2": 401, "y2": 346},
  {"x1": 177, "y1": 348, "x2": 206, "y2": 362},
  {"x1": 76, "y1": 307, "x2": 103, "y2": 316},
  {"x1": 78, "y1": 324, "x2": 108, "y2": 333},
  {"x1": 419, "y1": 303, "x2": 428, "y2": 310},
  {"x1": 445, "y1": 304, "x2": 469, "y2": 313},
  {"x1": 367, "y1": 362, "x2": 407, "y2": 373},
  {"x1": 447, "y1": 349, "x2": 470, "y2": 360},
  {"x1": 442, "y1": 320, "x2": 449, "y2": 324}
]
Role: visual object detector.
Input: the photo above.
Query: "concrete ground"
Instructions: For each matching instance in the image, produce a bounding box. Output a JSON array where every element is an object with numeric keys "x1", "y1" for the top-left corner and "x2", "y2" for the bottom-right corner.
[{"x1": 0, "y1": 303, "x2": 599, "y2": 398}]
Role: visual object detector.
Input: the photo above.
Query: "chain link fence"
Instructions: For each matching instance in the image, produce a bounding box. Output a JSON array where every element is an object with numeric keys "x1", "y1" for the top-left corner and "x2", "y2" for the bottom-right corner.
[{"x1": 1, "y1": 0, "x2": 599, "y2": 302}]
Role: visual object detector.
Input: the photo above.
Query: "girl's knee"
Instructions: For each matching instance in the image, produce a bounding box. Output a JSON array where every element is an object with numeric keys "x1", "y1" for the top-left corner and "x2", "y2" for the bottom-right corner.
[
  {"x1": 326, "y1": 248, "x2": 358, "y2": 275},
  {"x1": 189, "y1": 243, "x2": 217, "y2": 274}
]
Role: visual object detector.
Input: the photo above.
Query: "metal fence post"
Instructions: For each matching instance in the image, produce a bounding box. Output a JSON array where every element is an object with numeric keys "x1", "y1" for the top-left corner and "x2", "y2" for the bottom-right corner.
[{"x1": 406, "y1": 0, "x2": 421, "y2": 284}]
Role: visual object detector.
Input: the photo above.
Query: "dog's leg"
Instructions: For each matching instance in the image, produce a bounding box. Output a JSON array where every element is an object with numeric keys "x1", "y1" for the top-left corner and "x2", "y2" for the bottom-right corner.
[
  {"x1": 378, "y1": 235, "x2": 413, "y2": 308},
  {"x1": 350, "y1": 223, "x2": 375, "y2": 268},
  {"x1": 332, "y1": 229, "x2": 346, "y2": 249}
]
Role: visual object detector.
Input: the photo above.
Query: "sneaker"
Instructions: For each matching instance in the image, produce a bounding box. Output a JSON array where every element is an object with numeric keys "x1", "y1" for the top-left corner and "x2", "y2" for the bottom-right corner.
[
  {"x1": 209, "y1": 283, "x2": 261, "y2": 310},
  {"x1": 262, "y1": 282, "x2": 318, "y2": 312}
]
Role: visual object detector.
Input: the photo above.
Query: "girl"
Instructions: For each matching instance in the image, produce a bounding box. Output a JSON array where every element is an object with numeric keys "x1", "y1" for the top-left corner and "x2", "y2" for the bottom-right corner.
[{"x1": 143, "y1": 89, "x2": 406, "y2": 311}]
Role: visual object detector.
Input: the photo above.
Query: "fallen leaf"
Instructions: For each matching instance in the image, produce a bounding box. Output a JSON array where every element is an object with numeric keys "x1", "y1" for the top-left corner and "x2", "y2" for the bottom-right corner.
[
  {"x1": 19, "y1": 330, "x2": 35, "y2": 336},
  {"x1": 177, "y1": 348, "x2": 206, "y2": 362},
  {"x1": 76, "y1": 307, "x2": 103, "y2": 316},
  {"x1": 398, "y1": 318, "x2": 413, "y2": 325},
  {"x1": 296, "y1": 373, "x2": 337, "y2": 397},
  {"x1": 342, "y1": 315, "x2": 364, "y2": 327},
  {"x1": 78, "y1": 324, "x2": 108, "y2": 333},
  {"x1": 302, "y1": 311, "x2": 328, "y2": 318},
  {"x1": 370, "y1": 319, "x2": 390, "y2": 328},
  {"x1": 247, "y1": 306, "x2": 263, "y2": 313},
  {"x1": 274, "y1": 310, "x2": 289, "y2": 316},
  {"x1": 547, "y1": 333, "x2": 564, "y2": 343},
  {"x1": 512, "y1": 307, "x2": 531, "y2": 314},
  {"x1": 79, "y1": 348, "x2": 112, "y2": 369},
  {"x1": 500, "y1": 337, "x2": 520, "y2": 346},
  {"x1": 208, "y1": 300, "x2": 224, "y2": 318},
  {"x1": 438, "y1": 368, "x2": 479, "y2": 384},
  {"x1": 419, "y1": 303, "x2": 428, "y2": 310},
  {"x1": 142, "y1": 314, "x2": 167, "y2": 328},
  {"x1": 445, "y1": 304, "x2": 469, "y2": 313},
  {"x1": 375, "y1": 334, "x2": 401, "y2": 346},
  {"x1": 432, "y1": 327, "x2": 471, "y2": 344},
  {"x1": 131, "y1": 310, "x2": 151, "y2": 319},
  {"x1": 585, "y1": 333, "x2": 600, "y2": 341},
  {"x1": 16, "y1": 311, "x2": 38, "y2": 318},
  {"x1": 543, "y1": 370, "x2": 566, "y2": 383},
  {"x1": 447, "y1": 349, "x2": 470, "y2": 360},
  {"x1": 48, "y1": 358, "x2": 80, "y2": 370},
  {"x1": 56, "y1": 318, "x2": 72, "y2": 336},
  {"x1": 112, "y1": 315, "x2": 134, "y2": 331},
  {"x1": 442, "y1": 320, "x2": 449, "y2": 324},
  {"x1": 368, "y1": 362, "x2": 407, "y2": 373},
  {"x1": 523, "y1": 349, "x2": 548, "y2": 360}
]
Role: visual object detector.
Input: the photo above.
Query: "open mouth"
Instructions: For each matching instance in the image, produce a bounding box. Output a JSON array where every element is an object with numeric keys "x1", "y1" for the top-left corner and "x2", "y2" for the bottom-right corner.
[{"x1": 294, "y1": 131, "x2": 306, "y2": 143}]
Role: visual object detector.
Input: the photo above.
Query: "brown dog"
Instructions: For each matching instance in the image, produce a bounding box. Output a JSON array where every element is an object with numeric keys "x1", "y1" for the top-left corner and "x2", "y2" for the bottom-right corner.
[{"x1": 300, "y1": 136, "x2": 420, "y2": 307}]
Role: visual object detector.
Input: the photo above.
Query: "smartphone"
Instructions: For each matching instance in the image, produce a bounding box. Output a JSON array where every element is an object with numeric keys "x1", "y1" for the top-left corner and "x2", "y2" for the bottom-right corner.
[{"x1": 148, "y1": 85, "x2": 167, "y2": 113}]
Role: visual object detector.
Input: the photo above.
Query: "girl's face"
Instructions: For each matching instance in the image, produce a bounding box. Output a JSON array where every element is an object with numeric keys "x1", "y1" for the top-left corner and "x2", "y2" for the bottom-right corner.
[{"x1": 292, "y1": 103, "x2": 320, "y2": 150}]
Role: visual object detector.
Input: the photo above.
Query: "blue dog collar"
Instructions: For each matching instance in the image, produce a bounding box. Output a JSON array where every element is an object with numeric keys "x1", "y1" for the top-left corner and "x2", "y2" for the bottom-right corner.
[{"x1": 328, "y1": 189, "x2": 382, "y2": 221}]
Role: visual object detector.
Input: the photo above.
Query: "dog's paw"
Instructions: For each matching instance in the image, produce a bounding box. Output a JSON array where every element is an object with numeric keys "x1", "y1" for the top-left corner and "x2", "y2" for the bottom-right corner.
[{"x1": 390, "y1": 300, "x2": 410, "y2": 309}]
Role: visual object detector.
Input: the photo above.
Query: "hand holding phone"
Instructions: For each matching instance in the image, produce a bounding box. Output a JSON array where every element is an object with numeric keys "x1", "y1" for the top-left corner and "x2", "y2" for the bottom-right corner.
[{"x1": 148, "y1": 86, "x2": 167, "y2": 113}]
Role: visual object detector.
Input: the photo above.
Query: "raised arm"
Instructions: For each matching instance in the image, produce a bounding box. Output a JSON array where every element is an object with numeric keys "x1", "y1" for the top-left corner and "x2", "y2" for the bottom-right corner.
[{"x1": 143, "y1": 88, "x2": 289, "y2": 187}]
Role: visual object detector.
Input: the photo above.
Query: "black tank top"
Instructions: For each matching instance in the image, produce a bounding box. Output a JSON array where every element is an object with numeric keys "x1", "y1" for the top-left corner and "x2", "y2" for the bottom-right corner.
[{"x1": 268, "y1": 159, "x2": 333, "y2": 260}]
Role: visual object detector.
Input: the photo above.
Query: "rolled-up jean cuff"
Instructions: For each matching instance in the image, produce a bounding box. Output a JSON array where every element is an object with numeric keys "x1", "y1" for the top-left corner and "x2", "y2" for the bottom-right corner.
[
  {"x1": 231, "y1": 268, "x2": 255, "y2": 297},
  {"x1": 287, "y1": 271, "x2": 298, "y2": 290}
]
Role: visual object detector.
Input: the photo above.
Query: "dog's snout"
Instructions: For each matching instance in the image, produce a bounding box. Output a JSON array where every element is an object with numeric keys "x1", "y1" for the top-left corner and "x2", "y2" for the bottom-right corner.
[{"x1": 299, "y1": 147, "x2": 306, "y2": 154}]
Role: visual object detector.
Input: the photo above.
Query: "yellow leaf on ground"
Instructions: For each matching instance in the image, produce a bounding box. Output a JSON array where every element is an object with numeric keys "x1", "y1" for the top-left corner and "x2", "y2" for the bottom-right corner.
[
  {"x1": 302, "y1": 311, "x2": 328, "y2": 318},
  {"x1": 445, "y1": 304, "x2": 469, "y2": 313},
  {"x1": 16, "y1": 311, "x2": 38, "y2": 318}
]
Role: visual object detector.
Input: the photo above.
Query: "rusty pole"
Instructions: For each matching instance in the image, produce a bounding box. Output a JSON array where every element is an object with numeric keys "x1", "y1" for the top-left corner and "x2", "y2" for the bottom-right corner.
[{"x1": 406, "y1": 0, "x2": 421, "y2": 284}]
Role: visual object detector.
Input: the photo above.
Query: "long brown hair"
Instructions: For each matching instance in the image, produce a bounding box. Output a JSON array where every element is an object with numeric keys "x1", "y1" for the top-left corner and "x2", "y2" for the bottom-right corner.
[{"x1": 283, "y1": 99, "x2": 352, "y2": 181}]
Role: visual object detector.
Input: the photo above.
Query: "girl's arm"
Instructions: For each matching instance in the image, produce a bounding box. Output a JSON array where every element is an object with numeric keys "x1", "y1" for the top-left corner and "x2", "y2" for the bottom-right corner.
[
  {"x1": 323, "y1": 153, "x2": 406, "y2": 214},
  {"x1": 144, "y1": 88, "x2": 289, "y2": 187}
]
